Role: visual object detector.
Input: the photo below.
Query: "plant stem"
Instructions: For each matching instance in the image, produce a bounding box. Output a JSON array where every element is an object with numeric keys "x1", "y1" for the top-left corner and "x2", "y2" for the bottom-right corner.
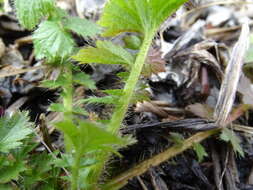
[
  {"x1": 104, "y1": 129, "x2": 220, "y2": 189},
  {"x1": 63, "y1": 63, "x2": 73, "y2": 122},
  {"x1": 61, "y1": 63, "x2": 81, "y2": 189},
  {"x1": 108, "y1": 33, "x2": 154, "y2": 133},
  {"x1": 71, "y1": 151, "x2": 82, "y2": 190}
]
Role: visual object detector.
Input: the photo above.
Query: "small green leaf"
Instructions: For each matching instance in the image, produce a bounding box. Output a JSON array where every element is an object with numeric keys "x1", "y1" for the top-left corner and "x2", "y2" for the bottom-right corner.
[
  {"x1": 73, "y1": 40, "x2": 134, "y2": 65},
  {"x1": 73, "y1": 73, "x2": 96, "y2": 89},
  {"x1": 77, "y1": 121, "x2": 128, "y2": 153},
  {"x1": 0, "y1": 159, "x2": 26, "y2": 183},
  {"x1": 77, "y1": 96, "x2": 117, "y2": 105},
  {"x1": 54, "y1": 153, "x2": 73, "y2": 168},
  {"x1": 49, "y1": 103, "x2": 65, "y2": 112},
  {"x1": 33, "y1": 21, "x2": 75, "y2": 60},
  {"x1": 117, "y1": 71, "x2": 129, "y2": 82},
  {"x1": 0, "y1": 112, "x2": 33, "y2": 153},
  {"x1": 73, "y1": 106, "x2": 88, "y2": 116},
  {"x1": 0, "y1": 184, "x2": 12, "y2": 190},
  {"x1": 102, "y1": 89, "x2": 123, "y2": 96},
  {"x1": 55, "y1": 120, "x2": 128, "y2": 155},
  {"x1": 170, "y1": 132, "x2": 184, "y2": 147},
  {"x1": 193, "y1": 143, "x2": 208, "y2": 162},
  {"x1": 41, "y1": 75, "x2": 68, "y2": 89},
  {"x1": 14, "y1": 0, "x2": 56, "y2": 30},
  {"x1": 64, "y1": 16, "x2": 101, "y2": 38},
  {"x1": 123, "y1": 35, "x2": 142, "y2": 50},
  {"x1": 220, "y1": 128, "x2": 244, "y2": 157},
  {"x1": 55, "y1": 121, "x2": 79, "y2": 151}
]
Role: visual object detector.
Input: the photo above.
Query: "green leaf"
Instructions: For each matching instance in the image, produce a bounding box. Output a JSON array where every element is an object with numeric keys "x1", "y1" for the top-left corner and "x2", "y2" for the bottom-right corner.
[
  {"x1": 73, "y1": 106, "x2": 88, "y2": 116},
  {"x1": 14, "y1": 0, "x2": 56, "y2": 30},
  {"x1": 73, "y1": 73, "x2": 96, "y2": 89},
  {"x1": 117, "y1": 71, "x2": 129, "y2": 82},
  {"x1": 102, "y1": 89, "x2": 123, "y2": 96},
  {"x1": 98, "y1": 0, "x2": 187, "y2": 37},
  {"x1": 170, "y1": 132, "x2": 184, "y2": 147},
  {"x1": 149, "y1": 0, "x2": 188, "y2": 30},
  {"x1": 33, "y1": 21, "x2": 75, "y2": 60},
  {"x1": 0, "y1": 184, "x2": 12, "y2": 190},
  {"x1": 220, "y1": 128, "x2": 244, "y2": 157},
  {"x1": 0, "y1": 158, "x2": 26, "y2": 183},
  {"x1": 55, "y1": 120, "x2": 127, "y2": 154},
  {"x1": 64, "y1": 16, "x2": 101, "y2": 38},
  {"x1": 20, "y1": 151, "x2": 61, "y2": 188},
  {"x1": 193, "y1": 143, "x2": 208, "y2": 162},
  {"x1": 73, "y1": 40, "x2": 134, "y2": 65},
  {"x1": 41, "y1": 75, "x2": 68, "y2": 89},
  {"x1": 77, "y1": 89, "x2": 124, "y2": 105},
  {"x1": 77, "y1": 121, "x2": 128, "y2": 153},
  {"x1": 0, "y1": 112, "x2": 33, "y2": 153},
  {"x1": 77, "y1": 96, "x2": 117, "y2": 105},
  {"x1": 49, "y1": 103, "x2": 65, "y2": 112},
  {"x1": 123, "y1": 35, "x2": 142, "y2": 50}
]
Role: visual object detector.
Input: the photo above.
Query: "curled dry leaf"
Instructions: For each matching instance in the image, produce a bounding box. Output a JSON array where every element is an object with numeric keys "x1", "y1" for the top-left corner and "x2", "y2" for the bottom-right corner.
[{"x1": 143, "y1": 47, "x2": 167, "y2": 77}]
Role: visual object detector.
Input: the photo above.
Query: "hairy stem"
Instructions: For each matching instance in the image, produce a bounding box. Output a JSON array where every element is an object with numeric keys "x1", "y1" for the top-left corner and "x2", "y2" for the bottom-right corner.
[
  {"x1": 109, "y1": 33, "x2": 154, "y2": 133},
  {"x1": 71, "y1": 151, "x2": 82, "y2": 190},
  {"x1": 62, "y1": 63, "x2": 81, "y2": 190},
  {"x1": 63, "y1": 64, "x2": 73, "y2": 121},
  {"x1": 104, "y1": 129, "x2": 220, "y2": 189}
]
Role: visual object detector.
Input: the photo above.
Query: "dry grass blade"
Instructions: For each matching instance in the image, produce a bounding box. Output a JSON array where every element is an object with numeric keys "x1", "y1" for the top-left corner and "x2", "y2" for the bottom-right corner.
[
  {"x1": 214, "y1": 20, "x2": 250, "y2": 126},
  {"x1": 104, "y1": 129, "x2": 219, "y2": 189},
  {"x1": 0, "y1": 65, "x2": 45, "y2": 78}
]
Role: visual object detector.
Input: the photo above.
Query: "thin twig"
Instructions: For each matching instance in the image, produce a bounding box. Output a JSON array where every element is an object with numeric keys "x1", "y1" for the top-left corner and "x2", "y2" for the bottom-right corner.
[
  {"x1": 219, "y1": 148, "x2": 229, "y2": 189},
  {"x1": 181, "y1": 1, "x2": 253, "y2": 19},
  {"x1": 137, "y1": 176, "x2": 149, "y2": 190}
]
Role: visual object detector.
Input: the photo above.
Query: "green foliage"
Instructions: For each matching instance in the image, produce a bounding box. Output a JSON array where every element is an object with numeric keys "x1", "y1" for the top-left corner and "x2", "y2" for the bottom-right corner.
[
  {"x1": 49, "y1": 103, "x2": 65, "y2": 112},
  {"x1": 55, "y1": 120, "x2": 132, "y2": 188},
  {"x1": 73, "y1": 40, "x2": 135, "y2": 65},
  {"x1": 33, "y1": 21, "x2": 75, "y2": 60},
  {"x1": 123, "y1": 35, "x2": 142, "y2": 50},
  {"x1": 0, "y1": 153, "x2": 26, "y2": 183},
  {"x1": 15, "y1": 0, "x2": 56, "y2": 30},
  {"x1": 72, "y1": 0, "x2": 187, "y2": 188},
  {"x1": 170, "y1": 132, "x2": 184, "y2": 147},
  {"x1": 220, "y1": 128, "x2": 244, "y2": 157},
  {"x1": 19, "y1": 152, "x2": 62, "y2": 189},
  {"x1": 15, "y1": 0, "x2": 187, "y2": 189},
  {"x1": 98, "y1": 0, "x2": 187, "y2": 37},
  {"x1": 41, "y1": 75, "x2": 68, "y2": 89},
  {"x1": 55, "y1": 120, "x2": 128, "y2": 154},
  {"x1": 0, "y1": 112, "x2": 33, "y2": 153},
  {"x1": 64, "y1": 16, "x2": 101, "y2": 38},
  {"x1": 72, "y1": 73, "x2": 96, "y2": 89},
  {"x1": 193, "y1": 143, "x2": 208, "y2": 162},
  {"x1": 15, "y1": 0, "x2": 100, "y2": 61},
  {"x1": 78, "y1": 96, "x2": 118, "y2": 105},
  {"x1": 0, "y1": 112, "x2": 34, "y2": 184}
]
